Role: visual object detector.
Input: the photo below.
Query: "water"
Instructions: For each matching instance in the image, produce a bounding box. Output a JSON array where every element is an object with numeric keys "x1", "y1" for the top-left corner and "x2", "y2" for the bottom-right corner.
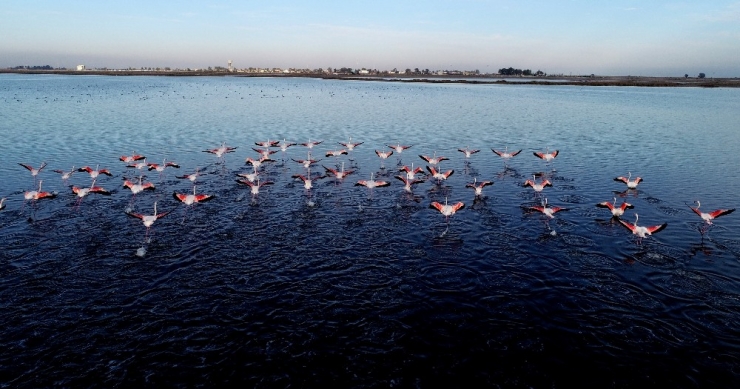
[{"x1": 1, "y1": 74, "x2": 740, "y2": 387}]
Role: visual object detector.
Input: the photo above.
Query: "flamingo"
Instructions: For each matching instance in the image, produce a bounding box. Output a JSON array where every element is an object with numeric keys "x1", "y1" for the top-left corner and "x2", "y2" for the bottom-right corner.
[
  {"x1": 127, "y1": 160, "x2": 148, "y2": 171},
  {"x1": 79, "y1": 165, "x2": 113, "y2": 179},
  {"x1": 119, "y1": 152, "x2": 146, "y2": 163},
  {"x1": 458, "y1": 147, "x2": 480, "y2": 159},
  {"x1": 326, "y1": 149, "x2": 348, "y2": 158},
  {"x1": 19, "y1": 162, "x2": 48, "y2": 181},
  {"x1": 375, "y1": 150, "x2": 393, "y2": 167},
  {"x1": 279, "y1": 139, "x2": 297, "y2": 152},
  {"x1": 292, "y1": 171, "x2": 323, "y2": 190},
  {"x1": 533, "y1": 149, "x2": 559, "y2": 162},
  {"x1": 237, "y1": 178, "x2": 274, "y2": 195},
  {"x1": 388, "y1": 143, "x2": 412, "y2": 154},
  {"x1": 614, "y1": 172, "x2": 642, "y2": 189},
  {"x1": 426, "y1": 166, "x2": 454, "y2": 184},
  {"x1": 419, "y1": 152, "x2": 449, "y2": 165},
  {"x1": 430, "y1": 197, "x2": 465, "y2": 218},
  {"x1": 126, "y1": 201, "x2": 172, "y2": 237},
  {"x1": 53, "y1": 166, "x2": 76, "y2": 182},
  {"x1": 72, "y1": 180, "x2": 111, "y2": 198},
  {"x1": 619, "y1": 214, "x2": 667, "y2": 241},
  {"x1": 123, "y1": 176, "x2": 155, "y2": 195},
  {"x1": 466, "y1": 178, "x2": 493, "y2": 197},
  {"x1": 236, "y1": 166, "x2": 260, "y2": 183},
  {"x1": 173, "y1": 186, "x2": 214, "y2": 205},
  {"x1": 0, "y1": 197, "x2": 5, "y2": 211},
  {"x1": 252, "y1": 147, "x2": 278, "y2": 159},
  {"x1": 355, "y1": 173, "x2": 390, "y2": 189},
  {"x1": 246, "y1": 155, "x2": 275, "y2": 169},
  {"x1": 24, "y1": 180, "x2": 57, "y2": 201},
  {"x1": 400, "y1": 163, "x2": 424, "y2": 180},
  {"x1": 340, "y1": 137, "x2": 363, "y2": 151},
  {"x1": 323, "y1": 162, "x2": 354, "y2": 180},
  {"x1": 300, "y1": 139, "x2": 323, "y2": 149},
  {"x1": 596, "y1": 197, "x2": 634, "y2": 218},
  {"x1": 292, "y1": 152, "x2": 321, "y2": 169},
  {"x1": 147, "y1": 159, "x2": 180, "y2": 172},
  {"x1": 278, "y1": 139, "x2": 297, "y2": 162},
  {"x1": 523, "y1": 175, "x2": 552, "y2": 193},
  {"x1": 492, "y1": 147, "x2": 522, "y2": 161},
  {"x1": 687, "y1": 200, "x2": 735, "y2": 225},
  {"x1": 203, "y1": 143, "x2": 237, "y2": 158},
  {"x1": 176, "y1": 168, "x2": 203, "y2": 183},
  {"x1": 394, "y1": 175, "x2": 423, "y2": 193},
  {"x1": 255, "y1": 140, "x2": 279, "y2": 148},
  {"x1": 528, "y1": 198, "x2": 567, "y2": 219}
]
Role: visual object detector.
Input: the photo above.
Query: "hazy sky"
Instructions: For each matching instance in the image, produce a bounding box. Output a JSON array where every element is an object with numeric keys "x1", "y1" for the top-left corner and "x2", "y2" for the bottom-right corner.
[{"x1": 2, "y1": 1, "x2": 739, "y2": 76}]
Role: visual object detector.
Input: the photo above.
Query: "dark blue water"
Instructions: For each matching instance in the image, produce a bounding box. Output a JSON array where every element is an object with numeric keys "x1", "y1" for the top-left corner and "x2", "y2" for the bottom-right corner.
[{"x1": 2, "y1": 74, "x2": 740, "y2": 387}]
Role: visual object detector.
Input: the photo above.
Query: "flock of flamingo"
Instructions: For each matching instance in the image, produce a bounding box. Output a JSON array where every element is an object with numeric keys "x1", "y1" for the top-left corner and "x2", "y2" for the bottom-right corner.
[{"x1": 6, "y1": 137, "x2": 736, "y2": 245}]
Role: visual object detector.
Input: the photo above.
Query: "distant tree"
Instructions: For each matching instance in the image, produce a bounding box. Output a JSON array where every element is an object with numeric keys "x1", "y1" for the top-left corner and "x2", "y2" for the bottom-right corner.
[
  {"x1": 523, "y1": 69, "x2": 532, "y2": 76},
  {"x1": 405, "y1": 68, "x2": 411, "y2": 74},
  {"x1": 685, "y1": 74, "x2": 689, "y2": 78},
  {"x1": 698, "y1": 73, "x2": 706, "y2": 78},
  {"x1": 414, "y1": 68, "x2": 420, "y2": 74}
]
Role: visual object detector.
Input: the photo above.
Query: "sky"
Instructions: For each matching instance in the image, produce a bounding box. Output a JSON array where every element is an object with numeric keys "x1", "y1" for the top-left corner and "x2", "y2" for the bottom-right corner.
[{"x1": 1, "y1": 1, "x2": 739, "y2": 77}]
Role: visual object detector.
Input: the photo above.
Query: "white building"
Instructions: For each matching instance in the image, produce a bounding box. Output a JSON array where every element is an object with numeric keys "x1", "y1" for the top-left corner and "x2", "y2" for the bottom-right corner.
[{"x1": 76, "y1": 65, "x2": 86, "y2": 71}]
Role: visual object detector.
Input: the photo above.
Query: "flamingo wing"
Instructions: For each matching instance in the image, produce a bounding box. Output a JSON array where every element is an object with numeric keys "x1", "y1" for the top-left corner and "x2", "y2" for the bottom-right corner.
[
  {"x1": 395, "y1": 175, "x2": 409, "y2": 185},
  {"x1": 194, "y1": 194, "x2": 214, "y2": 202},
  {"x1": 452, "y1": 202, "x2": 465, "y2": 211},
  {"x1": 618, "y1": 219, "x2": 638, "y2": 233},
  {"x1": 614, "y1": 176, "x2": 629, "y2": 184},
  {"x1": 173, "y1": 192, "x2": 189, "y2": 202},
  {"x1": 90, "y1": 186, "x2": 111, "y2": 195},
  {"x1": 443, "y1": 170, "x2": 455, "y2": 178},
  {"x1": 430, "y1": 202, "x2": 444, "y2": 212},
  {"x1": 550, "y1": 206, "x2": 567, "y2": 214},
  {"x1": 646, "y1": 223, "x2": 668, "y2": 234},
  {"x1": 126, "y1": 211, "x2": 145, "y2": 220},
  {"x1": 533, "y1": 152, "x2": 545, "y2": 160},
  {"x1": 355, "y1": 180, "x2": 369, "y2": 187},
  {"x1": 480, "y1": 181, "x2": 493, "y2": 187},
  {"x1": 709, "y1": 208, "x2": 735, "y2": 219},
  {"x1": 596, "y1": 201, "x2": 615, "y2": 210},
  {"x1": 687, "y1": 205, "x2": 703, "y2": 217},
  {"x1": 510, "y1": 149, "x2": 522, "y2": 156}
]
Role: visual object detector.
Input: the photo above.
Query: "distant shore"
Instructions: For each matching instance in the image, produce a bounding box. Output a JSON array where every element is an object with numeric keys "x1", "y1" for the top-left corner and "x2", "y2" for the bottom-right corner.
[{"x1": 2, "y1": 68, "x2": 738, "y2": 88}]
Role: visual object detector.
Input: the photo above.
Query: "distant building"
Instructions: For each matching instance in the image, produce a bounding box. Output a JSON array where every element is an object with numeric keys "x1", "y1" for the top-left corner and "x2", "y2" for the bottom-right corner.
[{"x1": 76, "y1": 65, "x2": 86, "y2": 71}]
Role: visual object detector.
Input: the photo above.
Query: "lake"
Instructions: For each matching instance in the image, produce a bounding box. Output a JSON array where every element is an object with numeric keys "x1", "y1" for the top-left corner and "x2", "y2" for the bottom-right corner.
[{"x1": 1, "y1": 74, "x2": 740, "y2": 387}]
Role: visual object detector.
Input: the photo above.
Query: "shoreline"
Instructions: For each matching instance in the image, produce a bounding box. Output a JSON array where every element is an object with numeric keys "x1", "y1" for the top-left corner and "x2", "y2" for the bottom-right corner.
[{"x1": 2, "y1": 69, "x2": 738, "y2": 88}]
